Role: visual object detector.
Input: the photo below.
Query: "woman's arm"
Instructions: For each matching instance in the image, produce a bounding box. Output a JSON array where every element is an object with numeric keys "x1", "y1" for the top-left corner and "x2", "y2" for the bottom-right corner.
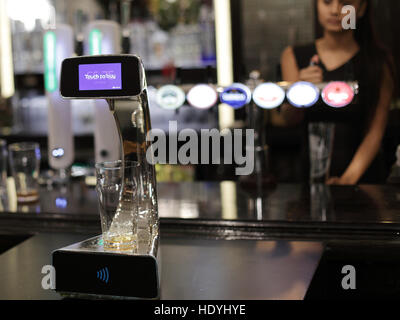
[
  {"x1": 327, "y1": 63, "x2": 394, "y2": 185},
  {"x1": 270, "y1": 46, "x2": 303, "y2": 127},
  {"x1": 271, "y1": 46, "x2": 323, "y2": 127}
]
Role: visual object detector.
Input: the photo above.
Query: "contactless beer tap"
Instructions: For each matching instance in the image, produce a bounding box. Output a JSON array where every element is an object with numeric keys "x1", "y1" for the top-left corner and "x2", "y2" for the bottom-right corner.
[{"x1": 53, "y1": 54, "x2": 160, "y2": 299}]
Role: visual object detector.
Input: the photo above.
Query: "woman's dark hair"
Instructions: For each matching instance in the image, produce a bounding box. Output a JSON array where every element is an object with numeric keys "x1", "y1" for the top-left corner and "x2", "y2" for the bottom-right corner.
[
  {"x1": 315, "y1": 0, "x2": 397, "y2": 125},
  {"x1": 354, "y1": 0, "x2": 397, "y2": 111}
]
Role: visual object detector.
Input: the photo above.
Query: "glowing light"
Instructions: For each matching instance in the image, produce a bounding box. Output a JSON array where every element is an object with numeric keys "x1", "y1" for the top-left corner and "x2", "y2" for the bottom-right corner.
[
  {"x1": 156, "y1": 85, "x2": 185, "y2": 110},
  {"x1": 220, "y1": 181, "x2": 237, "y2": 220},
  {"x1": 51, "y1": 148, "x2": 65, "y2": 158},
  {"x1": 89, "y1": 29, "x2": 102, "y2": 55},
  {"x1": 187, "y1": 84, "x2": 218, "y2": 109},
  {"x1": 0, "y1": 0, "x2": 14, "y2": 98},
  {"x1": 55, "y1": 197, "x2": 67, "y2": 209},
  {"x1": 43, "y1": 31, "x2": 57, "y2": 92},
  {"x1": 214, "y1": 0, "x2": 234, "y2": 129},
  {"x1": 322, "y1": 81, "x2": 354, "y2": 108},
  {"x1": 235, "y1": 82, "x2": 252, "y2": 104},
  {"x1": 252, "y1": 82, "x2": 285, "y2": 109},
  {"x1": 220, "y1": 83, "x2": 250, "y2": 109},
  {"x1": 7, "y1": 0, "x2": 53, "y2": 31},
  {"x1": 287, "y1": 81, "x2": 319, "y2": 108}
]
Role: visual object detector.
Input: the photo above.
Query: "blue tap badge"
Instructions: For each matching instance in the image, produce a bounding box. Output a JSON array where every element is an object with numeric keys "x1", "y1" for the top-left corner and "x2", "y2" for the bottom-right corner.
[
  {"x1": 156, "y1": 85, "x2": 186, "y2": 110},
  {"x1": 220, "y1": 84, "x2": 250, "y2": 109},
  {"x1": 252, "y1": 82, "x2": 285, "y2": 109},
  {"x1": 287, "y1": 81, "x2": 320, "y2": 108}
]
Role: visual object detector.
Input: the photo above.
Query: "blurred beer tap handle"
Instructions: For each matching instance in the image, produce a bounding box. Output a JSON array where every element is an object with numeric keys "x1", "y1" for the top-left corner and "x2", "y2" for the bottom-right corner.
[
  {"x1": 121, "y1": 0, "x2": 132, "y2": 54},
  {"x1": 74, "y1": 10, "x2": 84, "y2": 56},
  {"x1": 206, "y1": 65, "x2": 214, "y2": 84},
  {"x1": 121, "y1": 0, "x2": 131, "y2": 33},
  {"x1": 175, "y1": 67, "x2": 182, "y2": 86}
]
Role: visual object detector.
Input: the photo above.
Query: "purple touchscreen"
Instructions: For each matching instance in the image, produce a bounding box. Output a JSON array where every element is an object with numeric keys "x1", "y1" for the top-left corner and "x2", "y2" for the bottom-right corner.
[{"x1": 78, "y1": 63, "x2": 122, "y2": 91}]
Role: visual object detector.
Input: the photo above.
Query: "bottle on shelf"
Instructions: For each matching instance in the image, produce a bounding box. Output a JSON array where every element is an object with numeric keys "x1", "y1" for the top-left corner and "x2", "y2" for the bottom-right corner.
[
  {"x1": 129, "y1": 18, "x2": 149, "y2": 63},
  {"x1": 199, "y1": 4, "x2": 216, "y2": 66},
  {"x1": 146, "y1": 20, "x2": 171, "y2": 70}
]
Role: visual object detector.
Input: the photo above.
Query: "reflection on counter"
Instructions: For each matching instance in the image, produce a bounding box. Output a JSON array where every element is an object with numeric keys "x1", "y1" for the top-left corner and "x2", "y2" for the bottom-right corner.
[
  {"x1": 3, "y1": 177, "x2": 95, "y2": 216},
  {"x1": 155, "y1": 164, "x2": 195, "y2": 182},
  {"x1": 1, "y1": 179, "x2": 400, "y2": 228}
]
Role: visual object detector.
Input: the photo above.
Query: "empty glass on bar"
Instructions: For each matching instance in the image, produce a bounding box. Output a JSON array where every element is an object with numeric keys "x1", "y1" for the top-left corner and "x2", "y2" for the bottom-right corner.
[
  {"x1": 0, "y1": 140, "x2": 8, "y2": 210},
  {"x1": 8, "y1": 142, "x2": 41, "y2": 203},
  {"x1": 136, "y1": 165, "x2": 157, "y2": 253},
  {"x1": 308, "y1": 122, "x2": 335, "y2": 184},
  {"x1": 95, "y1": 160, "x2": 140, "y2": 251}
]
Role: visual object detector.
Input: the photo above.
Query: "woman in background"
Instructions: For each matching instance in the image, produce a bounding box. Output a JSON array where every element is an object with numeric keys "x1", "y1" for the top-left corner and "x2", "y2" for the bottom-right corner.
[{"x1": 273, "y1": 0, "x2": 395, "y2": 185}]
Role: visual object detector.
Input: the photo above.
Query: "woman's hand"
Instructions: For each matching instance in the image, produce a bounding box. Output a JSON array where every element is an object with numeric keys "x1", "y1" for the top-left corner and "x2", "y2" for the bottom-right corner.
[
  {"x1": 275, "y1": 47, "x2": 319, "y2": 127},
  {"x1": 298, "y1": 65, "x2": 323, "y2": 84},
  {"x1": 326, "y1": 175, "x2": 356, "y2": 185}
]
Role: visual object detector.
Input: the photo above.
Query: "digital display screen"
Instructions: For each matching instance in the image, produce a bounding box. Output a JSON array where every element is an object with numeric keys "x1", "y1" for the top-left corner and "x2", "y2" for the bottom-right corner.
[{"x1": 78, "y1": 63, "x2": 122, "y2": 91}]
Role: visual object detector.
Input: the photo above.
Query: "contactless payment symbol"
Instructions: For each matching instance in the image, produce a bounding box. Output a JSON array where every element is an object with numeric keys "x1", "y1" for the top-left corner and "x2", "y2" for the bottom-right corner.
[
  {"x1": 187, "y1": 84, "x2": 218, "y2": 109},
  {"x1": 252, "y1": 82, "x2": 285, "y2": 109},
  {"x1": 156, "y1": 85, "x2": 186, "y2": 110},
  {"x1": 322, "y1": 81, "x2": 354, "y2": 108},
  {"x1": 220, "y1": 83, "x2": 251, "y2": 109},
  {"x1": 97, "y1": 267, "x2": 110, "y2": 284},
  {"x1": 287, "y1": 81, "x2": 319, "y2": 108}
]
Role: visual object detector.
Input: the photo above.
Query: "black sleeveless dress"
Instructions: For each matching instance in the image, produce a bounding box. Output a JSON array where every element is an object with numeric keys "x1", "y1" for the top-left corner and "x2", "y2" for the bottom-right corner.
[{"x1": 292, "y1": 43, "x2": 386, "y2": 183}]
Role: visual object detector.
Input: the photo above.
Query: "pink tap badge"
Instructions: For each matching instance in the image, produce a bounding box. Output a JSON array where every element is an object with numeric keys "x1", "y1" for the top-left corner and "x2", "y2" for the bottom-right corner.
[{"x1": 322, "y1": 82, "x2": 354, "y2": 108}]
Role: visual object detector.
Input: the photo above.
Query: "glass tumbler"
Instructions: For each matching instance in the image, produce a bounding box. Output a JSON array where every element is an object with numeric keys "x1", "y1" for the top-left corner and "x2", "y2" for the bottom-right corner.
[
  {"x1": 8, "y1": 142, "x2": 41, "y2": 203},
  {"x1": 308, "y1": 122, "x2": 335, "y2": 184},
  {"x1": 95, "y1": 160, "x2": 140, "y2": 251}
]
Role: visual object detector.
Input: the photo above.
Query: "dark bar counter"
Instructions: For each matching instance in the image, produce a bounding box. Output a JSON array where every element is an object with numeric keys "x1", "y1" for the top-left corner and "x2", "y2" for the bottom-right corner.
[
  {"x1": 1, "y1": 181, "x2": 400, "y2": 299},
  {"x1": 1, "y1": 180, "x2": 400, "y2": 241},
  {"x1": 0, "y1": 233, "x2": 322, "y2": 299}
]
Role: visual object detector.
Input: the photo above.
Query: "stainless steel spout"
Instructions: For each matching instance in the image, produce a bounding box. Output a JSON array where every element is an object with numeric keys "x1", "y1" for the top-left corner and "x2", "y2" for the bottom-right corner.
[{"x1": 107, "y1": 65, "x2": 159, "y2": 241}]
